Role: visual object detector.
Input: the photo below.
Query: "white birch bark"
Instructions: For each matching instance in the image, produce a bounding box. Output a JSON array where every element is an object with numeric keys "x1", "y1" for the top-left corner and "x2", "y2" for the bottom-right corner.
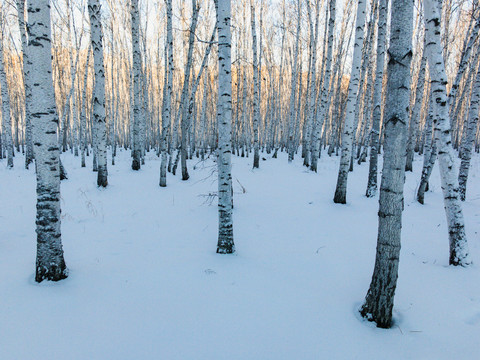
[
  {"x1": 0, "y1": 13, "x2": 13, "y2": 169},
  {"x1": 417, "y1": 88, "x2": 436, "y2": 204},
  {"x1": 160, "y1": 0, "x2": 173, "y2": 187},
  {"x1": 333, "y1": 0, "x2": 367, "y2": 204},
  {"x1": 80, "y1": 45, "x2": 92, "y2": 168},
  {"x1": 303, "y1": 0, "x2": 320, "y2": 166},
  {"x1": 458, "y1": 59, "x2": 480, "y2": 201},
  {"x1": 179, "y1": 0, "x2": 199, "y2": 181},
  {"x1": 360, "y1": 0, "x2": 413, "y2": 328},
  {"x1": 448, "y1": 14, "x2": 480, "y2": 112},
  {"x1": 27, "y1": 0, "x2": 67, "y2": 282},
  {"x1": 287, "y1": 0, "x2": 301, "y2": 163},
  {"x1": 251, "y1": 1, "x2": 261, "y2": 168},
  {"x1": 406, "y1": 43, "x2": 427, "y2": 172},
  {"x1": 16, "y1": 0, "x2": 34, "y2": 168},
  {"x1": 131, "y1": 0, "x2": 142, "y2": 170},
  {"x1": 424, "y1": 0, "x2": 470, "y2": 266},
  {"x1": 88, "y1": 0, "x2": 108, "y2": 187},
  {"x1": 215, "y1": 0, "x2": 234, "y2": 254},
  {"x1": 311, "y1": 0, "x2": 335, "y2": 171}
]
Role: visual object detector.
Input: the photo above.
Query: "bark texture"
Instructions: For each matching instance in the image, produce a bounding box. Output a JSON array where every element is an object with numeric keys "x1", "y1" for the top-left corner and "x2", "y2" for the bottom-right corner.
[
  {"x1": 215, "y1": 0, "x2": 235, "y2": 254},
  {"x1": 89, "y1": 0, "x2": 108, "y2": 187},
  {"x1": 333, "y1": 0, "x2": 367, "y2": 204},
  {"x1": 28, "y1": 0, "x2": 68, "y2": 282},
  {"x1": 360, "y1": 0, "x2": 413, "y2": 328},
  {"x1": 424, "y1": 0, "x2": 470, "y2": 266}
]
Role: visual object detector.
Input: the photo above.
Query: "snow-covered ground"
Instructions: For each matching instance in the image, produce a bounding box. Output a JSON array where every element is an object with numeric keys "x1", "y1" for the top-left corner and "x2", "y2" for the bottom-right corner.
[{"x1": 1, "y1": 149, "x2": 479, "y2": 360}]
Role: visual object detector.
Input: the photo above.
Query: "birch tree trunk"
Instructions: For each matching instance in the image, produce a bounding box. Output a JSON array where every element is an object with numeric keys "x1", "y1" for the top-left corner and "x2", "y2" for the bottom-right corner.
[
  {"x1": 458, "y1": 59, "x2": 480, "y2": 201},
  {"x1": 287, "y1": 0, "x2": 301, "y2": 163},
  {"x1": 17, "y1": 0, "x2": 34, "y2": 169},
  {"x1": 302, "y1": 0, "x2": 319, "y2": 166},
  {"x1": 88, "y1": 0, "x2": 108, "y2": 187},
  {"x1": 424, "y1": 0, "x2": 470, "y2": 266},
  {"x1": 251, "y1": 1, "x2": 261, "y2": 168},
  {"x1": 160, "y1": 0, "x2": 173, "y2": 187},
  {"x1": 448, "y1": 14, "x2": 480, "y2": 113},
  {"x1": 0, "y1": 12, "x2": 13, "y2": 169},
  {"x1": 131, "y1": 0, "x2": 142, "y2": 170},
  {"x1": 405, "y1": 43, "x2": 427, "y2": 172},
  {"x1": 80, "y1": 45, "x2": 92, "y2": 168},
  {"x1": 360, "y1": 0, "x2": 413, "y2": 328},
  {"x1": 417, "y1": 88, "x2": 437, "y2": 204},
  {"x1": 311, "y1": 0, "x2": 335, "y2": 172},
  {"x1": 215, "y1": 0, "x2": 235, "y2": 254},
  {"x1": 333, "y1": 0, "x2": 367, "y2": 204},
  {"x1": 28, "y1": 0, "x2": 68, "y2": 282},
  {"x1": 179, "y1": 0, "x2": 199, "y2": 181}
]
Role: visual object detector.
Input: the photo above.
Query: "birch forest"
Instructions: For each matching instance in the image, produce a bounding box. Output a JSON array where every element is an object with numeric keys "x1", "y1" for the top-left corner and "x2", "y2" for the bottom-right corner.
[{"x1": 1, "y1": 0, "x2": 480, "y2": 357}]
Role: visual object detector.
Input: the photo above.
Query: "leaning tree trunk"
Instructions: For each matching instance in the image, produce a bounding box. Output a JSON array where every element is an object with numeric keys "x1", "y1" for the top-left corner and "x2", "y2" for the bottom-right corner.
[
  {"x1": 333, "y1": 0, "x2": 367, "y2": 204},
  {"x1": 360, "y1": 0, "x2": 413, "y2": 329},
  {"x1": 424, "y1": 0, "x2": 470, "y2": 266},
  {"x1": 131, "y1": 0, "x2": 142, "y2": 170},
  {"x1": 88, "y1": 0, "x2": 108, "y2": 187},
  {"x1": 215, "y1": 0, "x2": 235, "y2": 254},
  {"x1": 27, "y1": 0, "x2": 68, "y2": 282},
  {"x1": 17, "y1": 0, "x2": 34, "y2": 169}
]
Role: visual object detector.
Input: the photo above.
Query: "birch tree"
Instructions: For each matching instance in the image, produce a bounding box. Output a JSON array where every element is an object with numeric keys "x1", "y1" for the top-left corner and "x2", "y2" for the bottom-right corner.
[
  {"x1": 28, "y1": 0, "x2": 68, "y2": 282},
  {"x1": 311, "y1": 0, "x2": 335, "y2": 172},
  {"x1": 16, "y1": 0, "x2": 34, "y2": 168},
  {"x1": 215, "y1": 0, "x2": 234, "y2": 254},
  {"x1": 89, "y1": 0, "x2": 108, "y2": 187},
  {"x1": 0, "y1": 8, "x2": 13, "y2": 169},
  {"x1": 131, "y1": 0, "x2": 142, "y2": 170},
  {"x1": 251, "y1": 1, "x2": 260, "y2": 168},
  {"x1": 287, "y1": 0, "x2": 301, "y2": 163},
  {"x1": 333, "y1": 0, "x2": 367, "y2": 204},
  {"x1": 405, "y1": 36, "x2": 427, "y2": 172},
  {"x1": 424, "y1": 0, "x2": 470, "y2": 265},
  {"x1": 365, "y1": 0, "x2": 387, "y2": 197},
  {"x1": 417, "y1": 89, "x2": 437, "y2": 204},
  {"x1": 360, "y1": 0, "x2": 413, "y2": 328},
  {"x1": 160, "y1": 0, "x2": 173, "y2": 187},
  {"x1": 458, "y1": 59, "x2": 480, "y2": 201}
]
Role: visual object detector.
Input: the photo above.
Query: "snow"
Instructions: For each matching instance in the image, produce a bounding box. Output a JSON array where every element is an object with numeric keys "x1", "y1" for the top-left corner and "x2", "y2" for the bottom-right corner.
[{"x1": 1, "y1": 149, "x2": 479, "y2": 359}]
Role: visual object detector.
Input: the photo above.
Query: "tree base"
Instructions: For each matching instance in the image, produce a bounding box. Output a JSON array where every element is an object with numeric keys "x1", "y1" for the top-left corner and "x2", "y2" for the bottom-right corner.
[
  {"x1": 359, "y1": 304, "x2": 392, "y2": 329},
  {"x1": 35, "y1": 264, "x2": 68, "y2": 283}
]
